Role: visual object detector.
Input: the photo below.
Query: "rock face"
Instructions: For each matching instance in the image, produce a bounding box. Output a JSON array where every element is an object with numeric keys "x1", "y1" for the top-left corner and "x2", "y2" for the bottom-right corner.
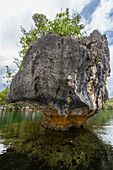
[{"x1": 7, "y1": 30, "x2": 110, "y2": 130}]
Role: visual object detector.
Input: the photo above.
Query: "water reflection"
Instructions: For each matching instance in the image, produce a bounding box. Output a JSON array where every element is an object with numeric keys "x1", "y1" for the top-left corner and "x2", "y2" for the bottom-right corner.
[
  {"x1": 93, "y1": 120, "x2": 113, "y2": 147},
  {"x1": 0, "y1": 111, "x2": 113, "y2": 169},
  {"x1": 86, "y1": 110, "x2": 113, "y2": 147},
  {"x1": 0, "y1": 142, "x2": 6, "y2": 155},
  {"x1": 0, "y1": 111, "x2": 45, "y2": 127}
]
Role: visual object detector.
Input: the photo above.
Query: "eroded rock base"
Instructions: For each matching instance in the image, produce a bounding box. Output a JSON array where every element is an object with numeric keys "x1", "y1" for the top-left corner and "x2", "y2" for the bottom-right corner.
[{"x1": 41, "y1": 112, "x2": 95, "y2": 131}]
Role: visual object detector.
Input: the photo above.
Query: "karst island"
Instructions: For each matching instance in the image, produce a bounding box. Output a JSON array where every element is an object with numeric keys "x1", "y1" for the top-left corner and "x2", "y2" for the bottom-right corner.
[{"x1": 7, "y1": 9, "x2": 110, "y2": 131}]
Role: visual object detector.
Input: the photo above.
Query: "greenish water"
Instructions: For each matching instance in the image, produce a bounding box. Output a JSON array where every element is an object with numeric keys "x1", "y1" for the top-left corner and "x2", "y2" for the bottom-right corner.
[{"x1": 0, "y1": 110, "x2": 113, "y2": 170}]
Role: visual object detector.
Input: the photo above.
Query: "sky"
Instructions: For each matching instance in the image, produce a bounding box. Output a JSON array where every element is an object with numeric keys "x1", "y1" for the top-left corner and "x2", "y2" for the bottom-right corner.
[{"x1": 0, "y1": 0, "x2": 113, "y2": 97}]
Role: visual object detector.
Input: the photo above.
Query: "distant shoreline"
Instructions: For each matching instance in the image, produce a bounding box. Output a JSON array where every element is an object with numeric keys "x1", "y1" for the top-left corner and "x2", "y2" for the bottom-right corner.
[{"x1": 0, "y1": 109, "x2": 41, "y2": 112}]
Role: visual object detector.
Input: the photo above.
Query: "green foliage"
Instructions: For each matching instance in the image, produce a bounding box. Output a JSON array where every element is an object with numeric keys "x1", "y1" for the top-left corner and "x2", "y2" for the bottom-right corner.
[
  {"x1": 96, "y1": 57, "x2": 98, "y2": 63},
  {"x1": 87, "y1": 110, "x2": 113, "y2": 124},
  {"x1": 21, "y1": 66, "x2": 23, "y2": 71},
  {"x1": 0, "y1": 88, "x2": 28, "y2": 110},
  {"x1": 4, "y1": 8, "x2": 85, "y2": 84},
  {"x1": 0, "y1": 88, "x2": 9, "y2": 106},
  {"x1": 3, "y1": 66, "x2": 15, "y2": 79},
  {"x1": 103, "y1": 98, "x2": 113, "y2": 110},
  {"x1": 3, "y1": 66, "x2": 16, "y2": 86},
  {"x1": 32, "y1": 8, "x2": 84, "y2": 38},
  {"x1": 105, "y1": 80, "x2": 108, "y2": 85},
  {"x1": 6, "y1": 103, "x2": 26, "y2": 111},
  {"x1": 20, "y1": 8, "x2": 84, "y2": 58},
  {"x1": 19, "y1": 26, "x2": 38, "y2": 58}
]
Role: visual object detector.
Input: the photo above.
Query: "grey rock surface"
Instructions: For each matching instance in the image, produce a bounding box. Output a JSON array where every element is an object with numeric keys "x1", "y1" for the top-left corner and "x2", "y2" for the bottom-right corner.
[{"x1": 7, "y1": 30, "x2": 110, "y2": 130}]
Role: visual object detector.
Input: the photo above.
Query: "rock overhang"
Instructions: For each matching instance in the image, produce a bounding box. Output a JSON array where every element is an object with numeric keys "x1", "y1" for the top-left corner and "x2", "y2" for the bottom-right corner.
[{"x1": 7, "y1": 30, "x2": 110, "y2": 130}]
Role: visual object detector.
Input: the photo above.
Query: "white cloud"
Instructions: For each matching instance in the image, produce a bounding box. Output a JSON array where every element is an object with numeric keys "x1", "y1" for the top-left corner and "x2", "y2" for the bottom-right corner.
[
  {"x1": 0, "y1": 48, "x2": 18, "y2": 66},
  {"x1": 0, "y1": 17, "x2": 19, "y2": 47},
  {"x1": 55, "y1": 0, "x2": 92, "y2": 13},
  {"x1": 85, "y1": 0, "x2": 113, "y2": 33},
  {"x1": 69, "y1": 0, "x2": 92, "y2": 13}
]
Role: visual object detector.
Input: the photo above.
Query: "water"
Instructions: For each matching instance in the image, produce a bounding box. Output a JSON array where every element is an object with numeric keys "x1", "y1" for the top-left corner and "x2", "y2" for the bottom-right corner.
[{"x1": 0, "y1": 110, "x2": 113, "y2": 170}]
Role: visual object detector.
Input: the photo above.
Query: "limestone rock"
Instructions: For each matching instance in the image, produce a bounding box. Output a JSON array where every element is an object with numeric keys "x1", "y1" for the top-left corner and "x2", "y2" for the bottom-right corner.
[{"x1": 7, "y1": 30, "x2": 110, "y2": 130}]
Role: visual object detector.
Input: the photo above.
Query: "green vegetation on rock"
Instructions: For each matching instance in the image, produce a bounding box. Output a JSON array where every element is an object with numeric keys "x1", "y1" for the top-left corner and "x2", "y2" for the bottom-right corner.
[
  {"x1": 20, "y1": 8, "x2": 84, "y2": 58},
  {"x1": 4, "y1": 8, "x2": 85, "y2": 82}
]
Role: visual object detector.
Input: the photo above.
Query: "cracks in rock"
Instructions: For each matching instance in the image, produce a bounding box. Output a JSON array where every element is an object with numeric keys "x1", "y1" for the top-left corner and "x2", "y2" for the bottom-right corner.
[
  {"x1": 68, "y1": 90, "x2": 73, "y2": 95},
  {"x1": 57, "y1": 43, "x2": 61, "y2": 49},
  {"x1": 34, "y1": 82, "x2": 38, "y2": 93},
  {"x1": 59, "y1": 38, "x2": 64, "y2": 79},
  {"x1": 34, "y1": 76, "x2": 39, "y2": 95},
  {"x1": 61, "y1": 38, "x2": 64, "y2": 59},
  {"x1": 56, "y1": 85, "x2": 60, "y2": 95},
  {"x1": 31, "y1": 50, "x2": 40, "y2": 75},
  {"x1": 96, "y1": 87, "x2": 100, "y2": 112},
  {"x1": 61, "y1": 38, "x2": 64, "y2": 45}
]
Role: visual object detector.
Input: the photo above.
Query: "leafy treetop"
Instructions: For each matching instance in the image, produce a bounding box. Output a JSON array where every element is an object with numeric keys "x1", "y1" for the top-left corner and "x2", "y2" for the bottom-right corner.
[
  {"x1": 4, "y1": 8, "x2": 85, "y2": 84},
  {"x1": 20, "y1": 8, "x2": 84, "y2": 58}
]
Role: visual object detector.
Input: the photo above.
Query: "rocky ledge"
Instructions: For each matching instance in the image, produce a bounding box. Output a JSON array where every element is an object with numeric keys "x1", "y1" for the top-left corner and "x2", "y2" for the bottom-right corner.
[{"x1": 7, "y1": 30, "x2": 110, "y2": 131}]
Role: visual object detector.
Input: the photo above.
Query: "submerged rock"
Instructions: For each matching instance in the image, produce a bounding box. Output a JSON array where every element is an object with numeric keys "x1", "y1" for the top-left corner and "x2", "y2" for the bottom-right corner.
[{"x1": 7, "y1": 30, "x2": 110, "y2": 130}]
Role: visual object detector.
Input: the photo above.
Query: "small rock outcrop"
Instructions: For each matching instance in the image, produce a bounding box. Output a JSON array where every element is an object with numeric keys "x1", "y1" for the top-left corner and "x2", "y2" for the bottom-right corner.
[{"x1": 7, "y1": 30, "x2": 110, "y2": 130}]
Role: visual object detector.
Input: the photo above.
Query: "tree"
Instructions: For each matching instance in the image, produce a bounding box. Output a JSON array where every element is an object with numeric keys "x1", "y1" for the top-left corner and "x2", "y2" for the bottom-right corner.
[
  {"x1": 4, "y1": 8, "x2": 85, "y2": 82},
  {"x1": 19, "y1": 8, "x2": 84, "y2": 58}
]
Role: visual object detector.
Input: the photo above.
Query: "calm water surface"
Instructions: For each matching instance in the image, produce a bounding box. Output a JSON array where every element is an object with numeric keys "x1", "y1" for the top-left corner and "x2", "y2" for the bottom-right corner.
[{"x1": 0, "y1": 110, "x2": 113, "y2": 170}]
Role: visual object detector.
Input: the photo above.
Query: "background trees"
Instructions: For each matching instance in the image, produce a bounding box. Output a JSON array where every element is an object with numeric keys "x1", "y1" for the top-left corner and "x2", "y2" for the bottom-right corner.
[{"x1": 0, "y1": 88, "x2": 9, "y2": 106}]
